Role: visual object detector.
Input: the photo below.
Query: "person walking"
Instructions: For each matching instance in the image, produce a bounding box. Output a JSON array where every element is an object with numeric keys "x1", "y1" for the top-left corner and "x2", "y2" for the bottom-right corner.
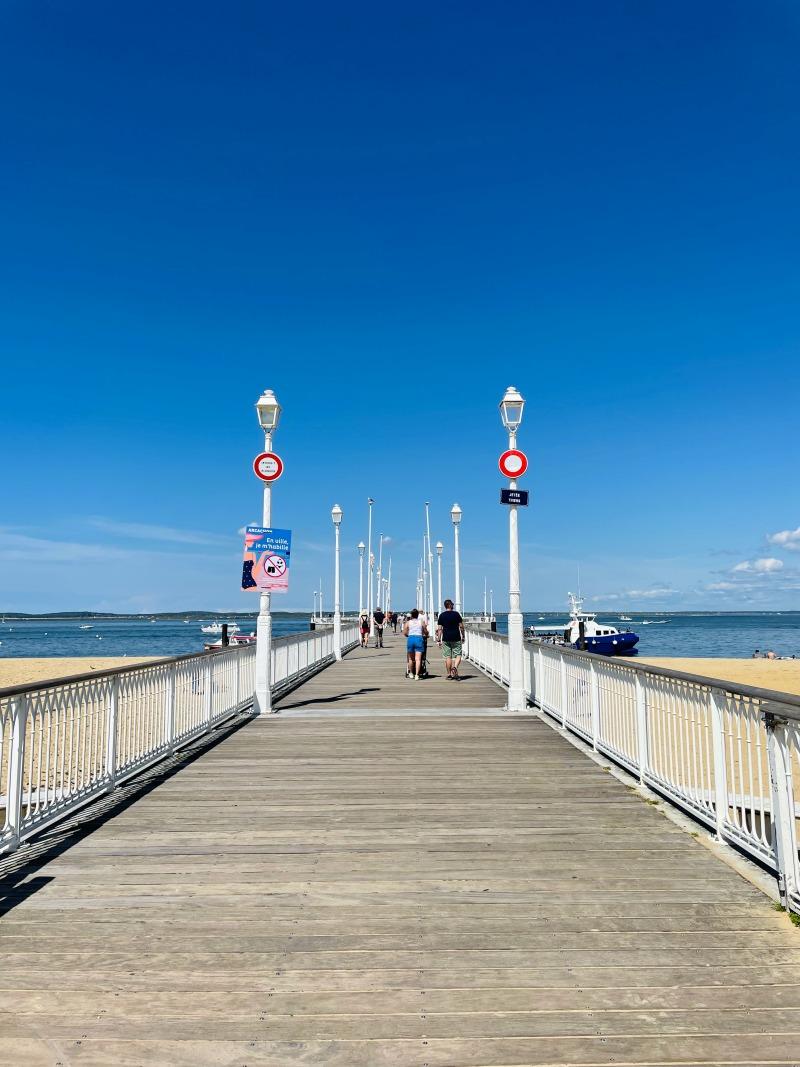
[
  {"x1": 436, "y1": 598, "x2": 465, "y2": 679},
  {"x1": 373, "y1": 605, "x2": 386, "y2": 648},
  {"x1": 359, "y1": 612, "x2": 370, "y2": 648},
  {"x1": 403, "y1": 608, "x2": 428, "y2": 679}
]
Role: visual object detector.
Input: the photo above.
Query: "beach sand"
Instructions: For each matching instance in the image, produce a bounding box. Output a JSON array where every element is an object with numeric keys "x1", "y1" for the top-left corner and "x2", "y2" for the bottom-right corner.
[
  {"x1": 0, "y1": 657, "x2": 156, "y2": 689},
  {"x1": 639, "y1": 657, "x2": 800, "y2": 697}
]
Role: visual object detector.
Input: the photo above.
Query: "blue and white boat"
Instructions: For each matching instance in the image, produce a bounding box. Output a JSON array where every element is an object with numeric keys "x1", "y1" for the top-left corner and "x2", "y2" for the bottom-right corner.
[{"x1": 530, "y1": 593, "x2": 639, "y2": 656}]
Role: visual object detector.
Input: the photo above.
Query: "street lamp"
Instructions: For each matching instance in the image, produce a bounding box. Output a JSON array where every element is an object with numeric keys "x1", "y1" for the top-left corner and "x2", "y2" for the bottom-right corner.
[
  {"x1": 357, "y1": 542, "x2": 366, "y2": 618},
  {"x1": 377, "y1": 533, "x2": 384, "y2": 613},
  {"x1": 436, "y1": 541, "x2": 443, "y2": 618},
  {"x1": 425, "y1": 503, "x2": 435, "y2": 632},
  {"x1": 254, "y1": 388, "x2": 282, "y2": 715},
  {"x1": 451, "y1": 503, "x2": 462, "y2": 613},
  {"x1": 500, "y1": 385, "x2": 526, "y2": 711},
  {"x1": 367, "y1": 498, "x2": 374, "y2": 636},
  {"x1": 331, "y1": 505, "x2": 343, "y2": 661}
]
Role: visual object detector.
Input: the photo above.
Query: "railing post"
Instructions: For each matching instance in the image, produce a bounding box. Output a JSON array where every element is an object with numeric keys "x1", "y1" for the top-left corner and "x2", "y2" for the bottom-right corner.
[
  {"x1": 164, "y1": 663, "x2": 176, "y2": 753},
  {"x1": 234, "y1": 650, "x2": 241, "y2": 712},
  {"x1": 764, "y1": 710, "x2": 799, "y2": 908},
  {"x1": 537, "y1": 646, "x2": 544, "y2": 711},
  {"x1": 635, "y1": 672, "x2": 648, "y2": 785},
  {"x1": 204, "y1": 657, "x2": 214, "y2": 729},
  {"x1": 709, "y1": 687, "x2": 728, "y2": 841},
  {"x1": 589, "y1": 660, "x2": 600, "y2": 751},
  {"x1": 105, "y1": 676, "x2": 118, "y2": 792},
  {"x1": 559, "y1": 653, "x2": 567, "y2": 728},
  {"x1": 6, "y1": 696, "x2": 28, "y2": 851}
]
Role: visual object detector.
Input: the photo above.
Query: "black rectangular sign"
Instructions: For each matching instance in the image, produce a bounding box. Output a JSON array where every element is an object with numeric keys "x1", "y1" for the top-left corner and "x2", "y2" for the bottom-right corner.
[{"x1": 500, "y1": 488, "x2": 529, "y2": 506}]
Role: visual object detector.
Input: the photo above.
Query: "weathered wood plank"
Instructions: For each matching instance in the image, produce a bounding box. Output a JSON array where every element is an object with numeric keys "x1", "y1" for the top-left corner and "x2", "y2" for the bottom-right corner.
[{"x1": 1, "y1": 642, "x2": 799, "y2": 1065}]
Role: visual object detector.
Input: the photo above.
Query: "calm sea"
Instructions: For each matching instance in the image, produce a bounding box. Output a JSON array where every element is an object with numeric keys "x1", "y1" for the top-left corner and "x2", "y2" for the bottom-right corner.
[
  {"x1": 506, "y1": 612, "x2": 800, "y2": 658},
  {"x1": 1, "y1": 611, "x2": 799, "y2": 660},
  {"x1": 0, "y1": 614, "x2": 306, "y2": 660}
]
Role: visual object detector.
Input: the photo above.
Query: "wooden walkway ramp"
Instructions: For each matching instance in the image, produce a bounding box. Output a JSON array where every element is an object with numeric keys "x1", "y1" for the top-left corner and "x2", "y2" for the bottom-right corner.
[{"x1": 2, "y1": 638, "x2": 800, "y2": 1065}]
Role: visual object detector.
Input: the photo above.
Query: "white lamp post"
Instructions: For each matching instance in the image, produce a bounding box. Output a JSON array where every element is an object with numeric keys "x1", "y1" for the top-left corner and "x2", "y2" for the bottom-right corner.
[
  {"x1": 254, "y1": 388, "x2": 282, "y2": 715},
  {"x1": 367, "y1": 498, "x2": 374, "y2": 636},
  {"x1": 331, "y1": 505, "x2": 343, "y2": 660},
  {"x1": 377, "y1": 534, "x2": 384, "y2": 612},
  {"x1": 451, "y1": 504, "x2": 462, "y2": 613},
  {"x1": 425, "y1": 502, "x2": 435, "y2": 630},
  {"x1": 500, "y1": 385, "x2": 526, "y2": 711},
  {"x1": 436, "y1": 541, "x2": 443, "y2": 618},
  {"x1": 357, "y1": 541, "x2": 365, "y2": 617}
]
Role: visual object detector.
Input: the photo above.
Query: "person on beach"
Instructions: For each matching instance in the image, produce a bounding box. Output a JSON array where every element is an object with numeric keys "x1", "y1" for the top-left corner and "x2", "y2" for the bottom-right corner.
[
  {"x1": 403, "y1": 608, "x2": 428, "y2": 679},
  {"x1": 373, "y1": 606, "x2": 386, "y2": 648},
  {"x1": 359, "y1": 613, "x2": 370, "y2": 648},
  {"x1": 437, "y1": 599, "x2": 465, "y2": 680}
]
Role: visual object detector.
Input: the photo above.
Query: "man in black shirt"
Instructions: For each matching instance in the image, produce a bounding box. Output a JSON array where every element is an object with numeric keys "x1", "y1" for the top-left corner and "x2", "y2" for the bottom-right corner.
[
  {"x1": 372, "y1": 607, "x2": 386, "y2": 648},
  {"x1": 436, "y1": 599, "x2": 465, "y2": 679}
]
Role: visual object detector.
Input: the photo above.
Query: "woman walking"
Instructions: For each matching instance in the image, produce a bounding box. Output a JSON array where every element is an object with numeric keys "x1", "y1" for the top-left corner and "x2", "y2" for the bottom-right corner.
[
  {"x1": 359, "y1": 612, "x2": 370, "y2": 648},
  {"x1": 403, "y1": 608, "x2": 428, "y2": 680}
]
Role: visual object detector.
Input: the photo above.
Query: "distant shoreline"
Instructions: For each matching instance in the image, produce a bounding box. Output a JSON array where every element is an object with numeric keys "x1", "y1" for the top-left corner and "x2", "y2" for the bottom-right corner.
[{"x1": 2, "y1": 610, "x2": 800, "y2": 621}]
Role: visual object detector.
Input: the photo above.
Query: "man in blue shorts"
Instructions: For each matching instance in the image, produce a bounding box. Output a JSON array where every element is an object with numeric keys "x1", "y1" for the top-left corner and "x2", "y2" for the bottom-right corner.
[{"x1": 436, "y1": 599, "x2": 465, "y2": 679}]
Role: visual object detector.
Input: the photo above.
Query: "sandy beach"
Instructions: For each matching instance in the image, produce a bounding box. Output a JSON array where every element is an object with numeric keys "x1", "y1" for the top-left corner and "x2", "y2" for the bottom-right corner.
[
  {"x1": 0, "y1": 657, "x2": 156, "y2": 689},
  {"x1": 638, "y1": 657, "x2": 800, "y2": 697}
]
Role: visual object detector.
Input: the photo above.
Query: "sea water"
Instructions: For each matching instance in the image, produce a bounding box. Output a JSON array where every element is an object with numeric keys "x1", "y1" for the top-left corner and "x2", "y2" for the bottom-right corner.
[
  {"x1": 506, "y1": 612, "x2": 800, "y2": 658},
  {"x1": 0, "y1": 615, "x2": 306, "y2": 660},
  {"x1": 1, "y1": 612, "x2": 798, "y2": 661}
]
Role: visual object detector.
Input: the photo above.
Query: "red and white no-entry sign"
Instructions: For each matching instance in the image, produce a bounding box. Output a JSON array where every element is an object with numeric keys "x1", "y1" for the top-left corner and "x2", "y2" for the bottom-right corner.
[
  {"x1": 253, "y1": 452, "x2": 284, "y2": 482},
  {"x1": 498, "y1": 449, "x2": 528, "y2": 478}
]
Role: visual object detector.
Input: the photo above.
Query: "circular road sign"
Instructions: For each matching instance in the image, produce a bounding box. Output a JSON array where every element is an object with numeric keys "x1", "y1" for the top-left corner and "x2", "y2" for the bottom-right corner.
[
  {"x1": 499, "y1": 449, "x2": 528, "y2": 479},
  {"x1": 253, "y1": 452, "x2": 284, "y2": 482}
]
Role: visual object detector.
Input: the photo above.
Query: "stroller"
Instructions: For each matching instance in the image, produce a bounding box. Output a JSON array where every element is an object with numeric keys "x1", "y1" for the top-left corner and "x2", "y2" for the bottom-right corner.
[
  {"x1": 419, "y1": 636, "x2": 430, "y2": 679},
  {"x1": 405, "y1": 635, "x2": 431, "y2": 679}
]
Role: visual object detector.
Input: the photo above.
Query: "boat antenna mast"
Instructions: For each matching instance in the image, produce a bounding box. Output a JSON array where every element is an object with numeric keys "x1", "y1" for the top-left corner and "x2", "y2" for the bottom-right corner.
[{"x1": 567, "y1": 590, "x2": 584, "y2": 616}]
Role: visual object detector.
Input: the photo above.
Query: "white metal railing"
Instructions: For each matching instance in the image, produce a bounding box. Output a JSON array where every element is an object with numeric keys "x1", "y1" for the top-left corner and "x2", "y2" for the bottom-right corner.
[
  {"x1": 465, "y1": 627, "x2": 800, "y2": 915},
  {"x1": 0, "y1": 623, "x2": 359, "y2": 855}
]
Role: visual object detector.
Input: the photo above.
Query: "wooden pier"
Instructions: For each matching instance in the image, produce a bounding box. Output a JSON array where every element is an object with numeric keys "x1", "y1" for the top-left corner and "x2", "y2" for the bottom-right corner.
[{"x1": 2, "y1": 635, "x2": 800, "y2": 1065}]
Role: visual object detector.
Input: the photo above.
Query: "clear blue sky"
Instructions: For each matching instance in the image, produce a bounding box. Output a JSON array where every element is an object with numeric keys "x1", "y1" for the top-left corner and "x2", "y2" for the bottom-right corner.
[{"x1": 2, "y1": 1, "x2": 799, "y2": 613}]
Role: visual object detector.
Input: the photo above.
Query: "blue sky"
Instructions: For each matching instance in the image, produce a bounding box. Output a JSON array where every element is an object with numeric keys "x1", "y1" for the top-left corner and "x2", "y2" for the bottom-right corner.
[{"x1": 2, "y1": 1, "x2": 799, "y2": 613}]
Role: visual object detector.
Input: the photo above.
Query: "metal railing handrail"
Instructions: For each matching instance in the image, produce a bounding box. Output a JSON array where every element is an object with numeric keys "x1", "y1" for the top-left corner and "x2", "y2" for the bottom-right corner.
[
  {"x1": 0, "y1": 628, "x2": 323, "y2": 700},
  {"x1": 467, "y1": 627, "x2": 800, "y2": 719},
  {"x1": 1, "y1": 624, "x2": 361, "y2": 856},
  {"x1": 463, "y1": 625, "x2": 800, "y2": 916}
]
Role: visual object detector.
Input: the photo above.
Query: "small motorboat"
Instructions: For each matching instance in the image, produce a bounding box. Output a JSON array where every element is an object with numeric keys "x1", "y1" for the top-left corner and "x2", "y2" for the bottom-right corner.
[
  {"x1": 620, "y1": 615, "x2": 632, "y2": 621},
  {"x1": 204, "y1": 631, "x2": 255, "y2": 650},
  {"x1": 529, "y1": 593, "x2": 639, "y2": 656},
  {"x1": 201, "y1": 622, "x2": 239, "y2": 635}
]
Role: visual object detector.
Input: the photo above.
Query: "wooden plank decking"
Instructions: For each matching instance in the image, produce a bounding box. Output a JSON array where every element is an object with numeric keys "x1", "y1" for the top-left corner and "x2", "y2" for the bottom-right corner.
[
  {"x1": 275, "y1": 632, "x2": 506, "y2": 712},
  {"x1": 2, "y1": 639, "x2": 800, "y2": 1065}
]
